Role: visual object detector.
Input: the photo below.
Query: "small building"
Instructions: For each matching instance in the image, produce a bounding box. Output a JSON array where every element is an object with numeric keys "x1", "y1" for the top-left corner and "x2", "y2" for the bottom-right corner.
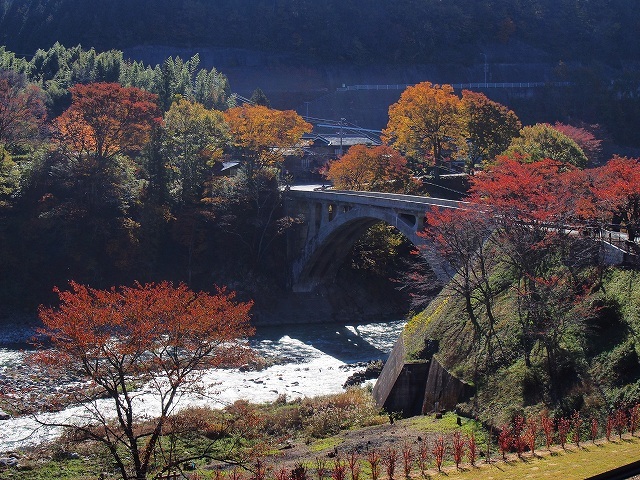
[{"x1": 212, "y1": 159, "x2": 242, "y2": 177}]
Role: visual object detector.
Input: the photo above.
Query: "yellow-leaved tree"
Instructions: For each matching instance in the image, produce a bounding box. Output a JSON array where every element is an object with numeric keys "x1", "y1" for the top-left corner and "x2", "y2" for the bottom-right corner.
[
  {"x1": 224, "y1": 104, "x2": 312, "y2": 177},
  {"x1": 383, "y1": 82, "x2": 466, "y2": 176}
]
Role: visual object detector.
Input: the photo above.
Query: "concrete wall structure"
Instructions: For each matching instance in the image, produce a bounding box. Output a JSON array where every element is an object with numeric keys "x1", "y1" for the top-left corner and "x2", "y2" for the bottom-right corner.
[
  {"x1": 372, "y1": 336, "x2": 431, "y2": 417},
  {"x1": 372, "y1": 334, "x2": 472, "y2": 416},
  {"x1": 422, "y1": 357, "x2": 473, "y2": 413}
]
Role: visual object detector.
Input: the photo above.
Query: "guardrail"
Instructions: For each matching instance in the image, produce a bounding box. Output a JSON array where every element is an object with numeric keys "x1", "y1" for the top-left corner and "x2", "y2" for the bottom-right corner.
[{"x1": 336, "y1": 82, "x2": 573, "y2": 92}]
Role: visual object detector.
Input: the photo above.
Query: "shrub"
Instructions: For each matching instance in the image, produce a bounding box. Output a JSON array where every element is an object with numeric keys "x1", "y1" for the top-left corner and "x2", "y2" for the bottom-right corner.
[
  {"x1": 169, "y1": 406, "x2": 225, "y2": 440},
  {"x1": 590, "y1": 418, "x2": 599, "y2": 443},
  {"x1": 571, "y1": 411, "x2": 583, "y2": 447},
  {"x1": 401, "y1": 442, "x2": 413, "y2": 477},
  {"x1": 384, "y1": 447, "x2": 398, "y2": 480},
  {"x1": 498, "y1": 424, "x2": 511, "y2": 459},
  {"x1": 231, "y1": 468, "x2": 244, "y2": 480},
  {"x1": 614, "y1": 409, "x2": 627, "y2": 439},
  {"x1": 417, "y1": 438, "x2": 429, "y2": 475},
  {"x1": 512, "y1": 415, "x2": 525, "y2": 457},
  {"x1": 452, "y1": 431, "x2": 464, "y2": 468},
  {"x1": 331, "y1": 458, "x2": 347, "y2": 480},
  {"x1": 252, "y1": 459, "x2": 267, "y2": 480},
  {"x1": 606, "y1": 414, "x2": 614, "y2": 441},
  {"x1": 432, "y1": 436, "x2": 446, "y2": 472},
  {"x1": 291, "y1": 464, "x2": 308, "y2": 480},
  {"x1": 525, "y1": 417, "x2": 538, "y2": 455},
  {"x1": 630, "y1": 403, "x2": 640, "y2": 435},
  {"x1": 302, "y1": 389, "x2": 379, "y2": 438},
  {"x1": 315, "y1": 457, "x2": 328, "y2": 480},
  {"x1": 558, "y1": 417, "x2": 571, "y2": 449},
  {"x1": 347, "y1": 450, "x2": 360, "y2": 480},
  {"x1": 367, "y1": 450, "x2": 380, "y2": 480},
  {"x1": 540, "y1": 413, "x2": 554, "y2": 450},
  {"x1": 263, "y1": 405, "x2": 303, "y2": 436},
  {"x1": 273, "y1": 467, "x2": 289, "y2": 480},
  {"x1": 467, "y1": 432, "x2": 477, "y2": 466}
]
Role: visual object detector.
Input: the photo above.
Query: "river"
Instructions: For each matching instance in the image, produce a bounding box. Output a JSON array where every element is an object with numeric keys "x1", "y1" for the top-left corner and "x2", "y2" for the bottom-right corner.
[{"x1": 0, "y1": 317, "x2": 405, "y2": 452}]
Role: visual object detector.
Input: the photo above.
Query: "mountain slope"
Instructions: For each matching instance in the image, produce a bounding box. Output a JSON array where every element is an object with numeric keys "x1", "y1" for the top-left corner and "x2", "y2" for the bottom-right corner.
[{"x1": 1, "y1": 0, "x2": 639, "y2": 66}]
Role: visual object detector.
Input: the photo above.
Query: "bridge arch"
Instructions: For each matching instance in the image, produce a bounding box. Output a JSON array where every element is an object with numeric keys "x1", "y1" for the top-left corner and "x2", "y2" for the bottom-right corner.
[{"x1": 286, "y1": 190, "x2": 456, "y2": 292}]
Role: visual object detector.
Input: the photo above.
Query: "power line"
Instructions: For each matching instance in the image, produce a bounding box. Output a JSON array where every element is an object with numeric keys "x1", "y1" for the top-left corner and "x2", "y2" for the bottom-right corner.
[{"x1": 233, "y1": 94, "x2": 255, "y2": 105}]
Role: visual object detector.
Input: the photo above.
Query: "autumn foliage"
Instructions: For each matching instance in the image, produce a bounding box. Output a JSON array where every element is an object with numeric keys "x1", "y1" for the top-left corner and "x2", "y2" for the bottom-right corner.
[
  {"x1": 469, "y1": 155, "x2": 579, "y2": 223},
  {"x1": 383, "y1": 82, "x2": 466, "y2": 173},
  {"x1": 54, "y1": 82, "x2": 160, "y2": 161},
  {"x1": 461, "y1": 89, "x2": 521, "y2": 168},
  {"x1": 589, "y1": 156, "x2": 640, "y2": 241},
  {"x1": 502, "y1": 123, "x2": 589, "y2": 167},
  {"x1": 324, "y1": 144, "x2": 415, "y2": 192},
  {"x1": 0, "y1": 73, "x2": 47, "y2": 150},
  {"x1": 552, "y1": 122, "x2": 603, "y2": 165},
  {"x1": 224, "y1": 104, "x2": 312, "y2": 174},
  {"x1": 420, "y1": 152, "x2": 640, "y2": 406},
  {"x1": 34, "y1": 281, "x2": 254, "y2": 480}
]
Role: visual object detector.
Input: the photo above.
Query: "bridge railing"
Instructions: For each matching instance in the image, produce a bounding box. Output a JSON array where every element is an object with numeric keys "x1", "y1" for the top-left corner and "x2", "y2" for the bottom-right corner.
[{"x1": 286, "y1": 188, "x2": 468, "y2": 211}]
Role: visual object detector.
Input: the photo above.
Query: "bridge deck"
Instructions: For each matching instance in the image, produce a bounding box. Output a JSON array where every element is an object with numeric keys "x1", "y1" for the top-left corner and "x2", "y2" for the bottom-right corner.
[{"x1": 286, "y1": 188, "x2": 467, "y2": 211}]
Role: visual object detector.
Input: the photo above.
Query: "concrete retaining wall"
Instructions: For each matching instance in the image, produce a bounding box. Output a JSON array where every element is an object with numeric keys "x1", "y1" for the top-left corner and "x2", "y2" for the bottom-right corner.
[
  {"x1": 373, "y1": 335, "x2": 473, "y2": 416},
  {"x1": 601, "y1": 242, "x2": 626, "y2": 266},
  {"x1": 422, "y1": 356, "x2": 473, "y2": 413}
]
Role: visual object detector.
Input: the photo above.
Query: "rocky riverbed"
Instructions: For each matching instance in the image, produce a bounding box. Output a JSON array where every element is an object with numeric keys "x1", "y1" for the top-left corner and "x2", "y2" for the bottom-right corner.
[
  {"x1": 0, "y1": 355, "x2": 90, "y2": 415},
  {"x1": 0, "y1": 318, "x2": 406, "y2": 452}
]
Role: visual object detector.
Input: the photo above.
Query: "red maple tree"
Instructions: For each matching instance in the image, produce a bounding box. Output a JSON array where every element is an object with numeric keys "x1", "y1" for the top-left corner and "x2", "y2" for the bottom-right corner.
[
  {"x1": 54, "y1": 82, "x2": 160, "y2": 162},
  {"x1": 590, "y1": 156, "x2": 640, "y2": 241},
  {"x1": 33, "y1": 281, "x2": 254, "y2": 480},
  {"x1": 469, "y1": 155, "x2": 597, "y2": 384},
  {"x1": 0, "y1": 74, "x2": 47, "y2": 150}
]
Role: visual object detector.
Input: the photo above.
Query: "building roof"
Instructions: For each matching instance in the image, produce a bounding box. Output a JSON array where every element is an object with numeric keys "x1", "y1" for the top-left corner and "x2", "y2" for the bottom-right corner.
[{"x1": 221, "y1": 161, "x2": 241, "y2": 171}]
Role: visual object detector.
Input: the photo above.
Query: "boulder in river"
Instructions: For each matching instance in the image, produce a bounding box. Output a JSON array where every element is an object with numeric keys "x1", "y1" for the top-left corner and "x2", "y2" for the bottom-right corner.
[{"x1": 0, "y1": 457, "x2": 18, "y2": 467}]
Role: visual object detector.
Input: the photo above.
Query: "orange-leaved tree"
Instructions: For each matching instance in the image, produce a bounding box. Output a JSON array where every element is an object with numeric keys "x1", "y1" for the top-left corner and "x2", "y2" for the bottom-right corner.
[
  {"x1": 383, "y1": 82, "x2": 466, "y2": 176},
  {"x1": 33, "y1": 281, "x2": 254, "y2": 480},
  {"x1": 223, "y1": 104, "x2": 312, "y2": 177},
  {"x1": 324, "y1": 144, "x2": 415, "y2": 193},
  {"x1": 52, "y1": 82, "x2": 161, "y2": 214}
]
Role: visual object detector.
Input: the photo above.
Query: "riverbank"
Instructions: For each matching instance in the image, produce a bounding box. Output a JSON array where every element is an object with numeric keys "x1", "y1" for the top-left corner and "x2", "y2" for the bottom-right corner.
[
  {"x1": 3, "y1": 408, "x2": 640, "y2": 479},
  {"x1": 0, "y1": 318, "x2": 406, "y2": 452}
]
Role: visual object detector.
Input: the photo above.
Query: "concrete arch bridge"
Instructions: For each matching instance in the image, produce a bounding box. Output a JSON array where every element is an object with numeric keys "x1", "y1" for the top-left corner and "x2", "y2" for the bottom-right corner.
[{"x1": 284, "y1": 188, "x2": 463, "y2": 292}]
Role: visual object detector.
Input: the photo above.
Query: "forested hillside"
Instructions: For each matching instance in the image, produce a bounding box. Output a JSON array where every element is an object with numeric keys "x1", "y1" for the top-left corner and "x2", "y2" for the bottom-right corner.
[
  {"x1": 1, "y1": 0, "x2": 639, "y2": 65},
  {"x1": 400, "y1": 154, "x2": 640, "y2": 424}
]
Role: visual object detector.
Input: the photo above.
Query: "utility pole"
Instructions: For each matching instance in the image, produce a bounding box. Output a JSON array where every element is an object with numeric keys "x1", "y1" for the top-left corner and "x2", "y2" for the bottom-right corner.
[{"x1": 339, "y1": 117, "x2": 345, "y2": 156}]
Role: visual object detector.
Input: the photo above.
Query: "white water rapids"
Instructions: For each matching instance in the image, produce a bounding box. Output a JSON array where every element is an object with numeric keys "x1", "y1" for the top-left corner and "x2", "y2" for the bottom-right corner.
[{"x1": 0, "y1": 319, "x2": 405, "y2": 452}]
